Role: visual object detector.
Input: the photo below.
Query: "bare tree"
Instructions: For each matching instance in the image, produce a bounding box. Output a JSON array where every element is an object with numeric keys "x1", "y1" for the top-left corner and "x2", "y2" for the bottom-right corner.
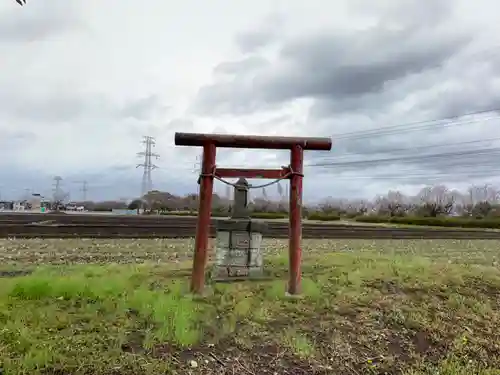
[
  {"x1": 318, "y1": 197, "x2": 343, "y2": 215},
  {"x1": 448, "y1": 189, "x2": 465, "y2": 214},
  {"x1": 470, "y1": 184, "x2": 499, "y2": 203},
  {"x1": 251, "y1": 197, "x2": 278, "y2": 213},
  {"x1": 462, "y1": 184, "x2": 500, "y2": 217},
  {"x1": 374, "y1": 195, "x2": 389, "y2": 215},
  {"x1": 52, "y1": 185, "x2": 69, "y2": 211},
  {"x1": 375, "y1": 190, "x2": 407, "y2": 216},
  {"x1": 348, "y1": 199, "x2": 370, "y2": 216},
  {"x1": 417, "y1": 185, "x2": 455, "y2": 217}
]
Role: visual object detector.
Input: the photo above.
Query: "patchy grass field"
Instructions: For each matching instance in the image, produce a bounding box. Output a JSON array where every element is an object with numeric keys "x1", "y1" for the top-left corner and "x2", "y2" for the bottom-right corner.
[{"x1": 1, "y1": 239, "x2": 500, "y2": 375}]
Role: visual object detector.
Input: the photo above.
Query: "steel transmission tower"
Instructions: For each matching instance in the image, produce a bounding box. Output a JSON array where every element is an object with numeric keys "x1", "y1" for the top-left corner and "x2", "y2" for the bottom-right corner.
[
  {"x1": 137, "y1": 136, "x2": 159, "y2": 197},
  {"x1": 81, "y1": 180, "x2": 88, "y2": 201},
  {"x1": 74, "y1": 180, "x2": 88, "y2": 201},
  {"x1": 53, "y1": 176, "x2": 62, "y2": 199},
  {"x1": 53, "y1": 176, "x2": 68, "y2": 205}
]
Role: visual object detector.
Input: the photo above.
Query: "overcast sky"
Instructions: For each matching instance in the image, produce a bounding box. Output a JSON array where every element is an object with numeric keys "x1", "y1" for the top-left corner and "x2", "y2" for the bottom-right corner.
[{"x1": 1, "y1": 0, "x2": 500, "y2": 202}]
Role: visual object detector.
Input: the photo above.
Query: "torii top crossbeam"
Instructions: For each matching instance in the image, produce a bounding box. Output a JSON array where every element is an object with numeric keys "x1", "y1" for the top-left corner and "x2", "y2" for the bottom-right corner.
[{"x1": 175, "y1": 132, "x2": 332, "y2": 151}]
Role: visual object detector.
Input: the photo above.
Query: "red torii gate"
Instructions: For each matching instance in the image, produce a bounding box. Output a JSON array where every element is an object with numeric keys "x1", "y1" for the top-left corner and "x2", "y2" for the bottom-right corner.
[{"x1": 174, "y1": 132, "x2": 333, "y2": 295}]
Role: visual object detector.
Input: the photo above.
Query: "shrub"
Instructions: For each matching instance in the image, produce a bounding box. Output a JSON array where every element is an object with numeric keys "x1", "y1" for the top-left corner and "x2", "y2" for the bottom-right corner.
[
  {"x1": 343, "y1": 212, "x2": 359, "y2": 219},
  {"x1": 251, "y1": 212, "x2": 288, "y2": 219},
  {"x1": 159, "y1": 211, "x2": 197, "y2": 216},
  {"x1": 158, "y1": 211, "x2": 289, "y2": 219},
  {"x1": 355, "y1": 215, "x2": 500, "y2": 229},
  {"x1": 307, "y1": 213, "x2": 341, "y2": 221},
  {"x1": 354, "y1": 215, "x2": 389, "y2": 223},
  {"x1": 93, "y1": 207, "x2": 113, "y2": 212},
  {"x1": 128, "y1": 199, "x2": 144, "y2": 210}
]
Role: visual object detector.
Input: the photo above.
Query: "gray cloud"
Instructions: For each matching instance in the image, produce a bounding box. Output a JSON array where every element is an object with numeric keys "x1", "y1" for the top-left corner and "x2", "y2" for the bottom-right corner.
[
  {"x1": 233, "y1": 13, "x2": 285, "y2": 53},
  {"x1": 192, "y1": 2, "x2": 472, "y2": 116},
  {"x1": 213, "y1": 56, "x2": 270, "y2": 76},
  {"x1": 3, "y1": 0, "x2": 499, "y2": 202},
  {"x1": 167, "y1": 118, "x2": 196, "y2": 132},
  {"x1": 1, "y1": 130, "x2": 35, "y2": 142},
  {"x1": 0, "y1": 89, "x2": 168, "y2": 124},
  {"x1": 0, "y1": 1, "x2": 83, "y2": 43},
  {"x1": 190, "y1": 0, "x2": 500, "y2": 193},
  {"x1": 273, "y1": 30, "x2": 466, "y2": 100},
  {"x1": 0, "y1": 91, "x2": 110, "y2": 123},
  {"x1": 348, "y1": 0, "x2": 455, "y2": 30},
  {"x1": 119, "y1": 95, "x2": 170, "y2": 121},
  {"x1": 235, "y1": 30, "x2": 276, "y2": 53}
]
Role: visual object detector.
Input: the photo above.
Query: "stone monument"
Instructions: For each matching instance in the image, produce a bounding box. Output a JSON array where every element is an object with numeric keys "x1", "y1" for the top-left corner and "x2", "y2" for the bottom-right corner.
[{"x1": 213, "y1": 178, "x2": 267, "y2": 280}]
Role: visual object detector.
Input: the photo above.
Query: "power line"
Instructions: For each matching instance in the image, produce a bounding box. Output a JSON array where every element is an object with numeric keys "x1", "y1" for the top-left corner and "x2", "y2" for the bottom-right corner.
[
  {"x1": 319, "y1": 136, "x2": 500, "y2": 162},
  {"x1": 309, "y1": 147, "x2": 500, "y2": 168},
  {"x1": 172, "y1": 146, "x2": 500, "y2": 185},
  {"x1": 326, "y1": 170, "x2": 500, "y2": 181},
  {"x1": 308, "y1": 141, "x2": 500, "y2": 184},
  {"x1": 136, "y1": 136, "x2": 159, "y2": 197},
  {"x1": 126, "y1": 110, "x2": 500, "y2": 193},
  {"x1": 313, "y1": 162, "x2": 500, "y2": 177},
  {"x1": 342, "y1": 43, "x2": 500, "y2": 142},
  {"x1": 333, "y1": 106, "x2": 500, "y2": 138},
  {"x1": 333, "y1": 113, "x2": 500, "y2": 141},
  {"x1": 311, "y1": 162, "x2": 500, "y2": 182},
  {"x1": 313, "y1": 157, "x2": 500, "y2": 173},
  {"x1": 176, "y1": 146, "x2": 500, "y2": 174},
  {"x1": 311, "y1": 109, "x2": 500, "y2": 169}
]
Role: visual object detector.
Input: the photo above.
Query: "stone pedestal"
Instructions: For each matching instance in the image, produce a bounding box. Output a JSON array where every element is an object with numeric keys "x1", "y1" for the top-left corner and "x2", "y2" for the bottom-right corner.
[{"x1": 213, "y1": 219, "x2": 267, "y2": 280}]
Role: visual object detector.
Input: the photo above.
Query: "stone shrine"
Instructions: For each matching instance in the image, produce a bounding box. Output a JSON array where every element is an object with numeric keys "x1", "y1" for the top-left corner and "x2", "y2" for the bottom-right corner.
[{"x1": 214, "y1": 178, "x2": 267, "y2": 280}]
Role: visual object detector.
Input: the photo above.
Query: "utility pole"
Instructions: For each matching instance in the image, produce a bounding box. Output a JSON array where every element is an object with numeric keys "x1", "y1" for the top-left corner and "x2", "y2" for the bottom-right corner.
[{"x1": 137, "y1": 136, "x2": 159, "y2": 197}]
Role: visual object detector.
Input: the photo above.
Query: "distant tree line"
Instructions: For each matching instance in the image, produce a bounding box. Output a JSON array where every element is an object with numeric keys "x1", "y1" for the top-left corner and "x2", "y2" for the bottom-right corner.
[
  {"x1": 317, "y1": 184, "x2": 500, "y2": 219},
  {"x1": 75, "y1": 184, "x2": 500, "y2": 223}
]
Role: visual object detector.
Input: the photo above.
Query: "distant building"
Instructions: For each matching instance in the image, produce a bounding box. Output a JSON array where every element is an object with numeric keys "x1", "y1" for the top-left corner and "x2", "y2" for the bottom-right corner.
[
  {"x1": 41, "y1": 199, "x2": 51, "y2": 210},
  {"x1": 0, "y1": 201, "x2": 14, "y2": 210},
  {"x1": 28, "y1": 194, "x2": 42, "y2": 211},
  {"x1": 13, "y1": 201, "x2": 26, "y2": 211}
]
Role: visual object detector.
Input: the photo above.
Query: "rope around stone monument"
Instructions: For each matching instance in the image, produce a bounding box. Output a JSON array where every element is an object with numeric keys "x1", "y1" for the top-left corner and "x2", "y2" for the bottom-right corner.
[{"x1": 198, "y1": 165, "x2": 303, "y2": 189}]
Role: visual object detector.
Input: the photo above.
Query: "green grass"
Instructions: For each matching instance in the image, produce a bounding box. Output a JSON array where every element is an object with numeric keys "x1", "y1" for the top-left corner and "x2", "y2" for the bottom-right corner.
[{"x1": 0, "y1": 239, "x2": 500, "y2": 374}]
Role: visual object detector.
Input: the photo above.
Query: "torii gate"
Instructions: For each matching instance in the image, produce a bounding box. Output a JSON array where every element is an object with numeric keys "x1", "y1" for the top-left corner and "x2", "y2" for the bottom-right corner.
[{"x1": 174, "y1": 132, "x2": 333, "y2": 295}]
